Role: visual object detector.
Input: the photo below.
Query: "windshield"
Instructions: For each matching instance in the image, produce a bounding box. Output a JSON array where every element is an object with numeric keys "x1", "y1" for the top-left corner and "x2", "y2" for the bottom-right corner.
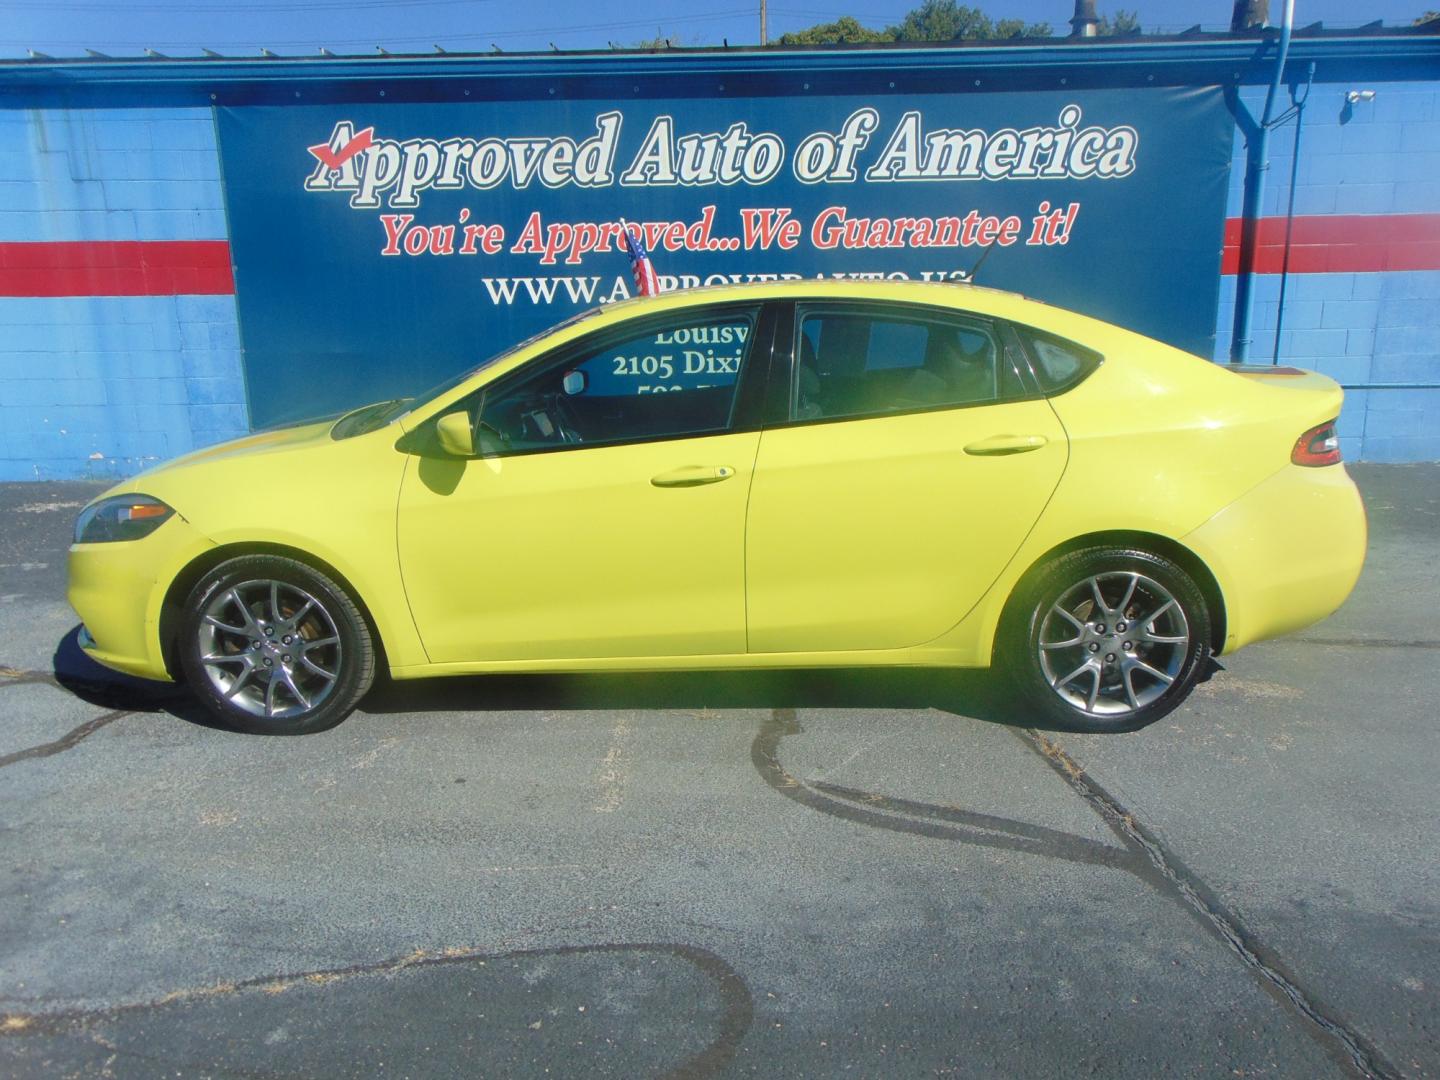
[
  {"x1": 328, "y1": 307, "x2": 604, "y2": 440},
  {"x1": 402, "y1": 308, "x2": 604, "y2": 416}
]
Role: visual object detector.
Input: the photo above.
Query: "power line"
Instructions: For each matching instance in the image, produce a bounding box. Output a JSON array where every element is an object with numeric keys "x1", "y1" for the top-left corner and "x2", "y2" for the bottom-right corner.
[
  {"x1": 6, "y1": 0, "x2": 498, "y2": 10},
  {"x1": 5, "y1": 9, "x2": 752, "y2": 49},
  {"x1": 770, "y1": 6, "x2": 911, "y2": 19}
]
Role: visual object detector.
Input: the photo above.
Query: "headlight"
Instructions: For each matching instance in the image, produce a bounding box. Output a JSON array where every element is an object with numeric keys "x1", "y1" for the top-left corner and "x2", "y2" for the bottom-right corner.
[{"x1": 74, "y1": 495, "x2": 175, "y2": 544}]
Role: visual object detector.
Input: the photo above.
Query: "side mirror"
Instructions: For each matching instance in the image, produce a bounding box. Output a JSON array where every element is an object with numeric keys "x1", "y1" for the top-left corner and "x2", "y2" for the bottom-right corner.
[
  {"x1": 561, "y1": 369, "x2": 587, "y2": 396},
  {"x1": 435, "y1": 410, "x2": 475, "y2": 458}
]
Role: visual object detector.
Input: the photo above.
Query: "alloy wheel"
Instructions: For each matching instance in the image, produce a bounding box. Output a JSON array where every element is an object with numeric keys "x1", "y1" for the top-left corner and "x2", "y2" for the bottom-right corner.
[
  {"x1": 195, "y1": 579, "x2": 343, "y2": 719},
  {"x1": 1036, "y1": 571, "x2": 1191, "y2": 717}
]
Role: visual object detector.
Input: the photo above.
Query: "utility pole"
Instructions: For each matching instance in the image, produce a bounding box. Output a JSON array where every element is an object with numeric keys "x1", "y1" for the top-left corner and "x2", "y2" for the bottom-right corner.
[
  {"x1": 1232, "y1": 1, "x2": 1270, "y2": 30},
  {"x1": 1069, "y1": 0, "x2": 1099, "y2": 37},
  {"x1": 760, "y1": 0, "x2": 768, "y2": 45}
]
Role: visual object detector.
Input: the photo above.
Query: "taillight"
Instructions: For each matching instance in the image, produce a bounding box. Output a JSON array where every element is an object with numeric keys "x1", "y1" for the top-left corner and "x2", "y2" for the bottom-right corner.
[{"x1": 1292, "y1": 420, "x2": 1342, "y2": 467}]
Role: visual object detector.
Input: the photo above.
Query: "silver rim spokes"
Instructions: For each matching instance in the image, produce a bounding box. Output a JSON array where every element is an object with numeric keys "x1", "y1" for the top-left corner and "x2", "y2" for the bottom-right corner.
[
  {"x1": 197, "y1": 579, "x2": 342, "y2": 719},
  {"x1": 1037, "y1": 571, "x2": 1190, "y2": 717}
]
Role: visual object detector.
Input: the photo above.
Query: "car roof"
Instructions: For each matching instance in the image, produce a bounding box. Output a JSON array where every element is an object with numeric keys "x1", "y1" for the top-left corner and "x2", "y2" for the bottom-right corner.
[
  {"x1": 597, "y1": 277, "x2": 1029, "y2": 316},
  {"x1": 563, "y1": 277, "x2": 1138, "y2": 356}
]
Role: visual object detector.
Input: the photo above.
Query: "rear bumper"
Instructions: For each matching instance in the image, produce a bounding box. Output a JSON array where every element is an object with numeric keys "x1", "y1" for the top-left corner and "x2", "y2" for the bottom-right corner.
[
  {"x1": 67, "y1": 516, "x2": 213, "y2": 683},
  {"x1": 1183, "y1": 463, "x2": 1367, "y2": 653}
]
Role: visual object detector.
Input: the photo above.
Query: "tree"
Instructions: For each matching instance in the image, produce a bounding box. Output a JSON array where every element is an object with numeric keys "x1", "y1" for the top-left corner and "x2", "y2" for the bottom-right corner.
[
  {"x1": 992, "y1": 18, "x2": 1050, "y2": 39},
  {"x1": 1096, "y1": 9, "x2": 1142, "y2": 35},
  {"x1": 775, "y1": 2, "x2": 1049, "y2": 45},
  {"x1": 888, "y1": 1, "x2": 1049, "y2": 41},
  {"x1": 776, "y1": 15, "x2": 892, "y2": 45}
]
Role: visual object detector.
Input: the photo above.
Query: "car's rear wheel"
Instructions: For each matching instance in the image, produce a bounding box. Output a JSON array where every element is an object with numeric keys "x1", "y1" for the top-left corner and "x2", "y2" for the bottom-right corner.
[
  {"x1": 1002, "y1": 547, "x2": 1211, "y2": 733},
  {"x1": 178, "y1": 555, "x2": 375, "y2": 735}
]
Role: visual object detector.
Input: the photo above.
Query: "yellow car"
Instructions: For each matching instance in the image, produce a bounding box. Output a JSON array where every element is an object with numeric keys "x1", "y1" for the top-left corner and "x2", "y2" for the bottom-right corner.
[{"x1": 67, "y1": 281, "x2": 1366, "y2": 735}]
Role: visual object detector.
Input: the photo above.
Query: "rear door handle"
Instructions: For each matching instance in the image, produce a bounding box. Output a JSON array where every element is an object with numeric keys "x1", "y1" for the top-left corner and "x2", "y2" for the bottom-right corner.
[
  {"x1": 964, "y1": 434, "x2": 1048, "y2": 457},
  {"x1": 651, "y1": 465, "x2": 736, "y2": 488}
]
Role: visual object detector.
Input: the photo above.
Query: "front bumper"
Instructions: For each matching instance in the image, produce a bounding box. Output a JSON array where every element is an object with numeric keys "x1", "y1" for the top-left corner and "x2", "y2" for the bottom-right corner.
[
  {"x1": 67, "y1": 515, "x2": 213, "y2": 682},
  {"x1": 1183, "y1": 463, "x2": 1367, "y2": 654}
]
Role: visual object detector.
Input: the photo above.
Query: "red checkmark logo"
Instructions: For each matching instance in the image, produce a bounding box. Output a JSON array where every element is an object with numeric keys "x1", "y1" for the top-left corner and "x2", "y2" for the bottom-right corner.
[{"x1": 308, "y1": 126, "x2": 375, "y2": 171}]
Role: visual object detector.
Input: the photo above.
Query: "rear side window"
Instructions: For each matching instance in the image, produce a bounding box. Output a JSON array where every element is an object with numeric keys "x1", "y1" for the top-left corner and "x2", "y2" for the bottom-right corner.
[
  {"x1": 1019, "y1": 328, "x2": 1102, "y2": 393},
  {"x1": 794, "y1": 308, "x2": 1019, "y2": 422}
]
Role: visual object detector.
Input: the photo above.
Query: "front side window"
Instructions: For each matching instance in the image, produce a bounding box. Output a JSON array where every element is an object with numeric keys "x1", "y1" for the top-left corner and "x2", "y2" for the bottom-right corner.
[
  {"x1": 475, "y1": 307, "x2": 758, "y2": 452},
  {"x1": 793, "y1": 308, "x2": 1011, "y2": 422}
]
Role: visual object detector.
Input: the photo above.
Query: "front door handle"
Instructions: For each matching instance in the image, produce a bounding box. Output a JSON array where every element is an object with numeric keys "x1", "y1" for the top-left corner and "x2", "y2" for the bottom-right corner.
[
  {"x1": 651, "y1": 465, "x2": 736, "y2": 488},
  {"x1": 964, "y1": 434, "x2": 1048, "y2": 457}
]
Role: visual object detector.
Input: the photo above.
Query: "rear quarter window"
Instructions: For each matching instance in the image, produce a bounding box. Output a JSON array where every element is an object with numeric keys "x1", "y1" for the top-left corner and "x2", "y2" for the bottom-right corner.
[{"x1": 1017, "y1": 328, "x2": 1103, "y2": 394}]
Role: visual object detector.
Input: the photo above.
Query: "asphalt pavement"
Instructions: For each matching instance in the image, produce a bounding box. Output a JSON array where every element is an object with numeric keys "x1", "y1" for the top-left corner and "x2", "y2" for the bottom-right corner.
[{"x1": 0, "y1": 465, "x2": 1436, "y2": 1079}]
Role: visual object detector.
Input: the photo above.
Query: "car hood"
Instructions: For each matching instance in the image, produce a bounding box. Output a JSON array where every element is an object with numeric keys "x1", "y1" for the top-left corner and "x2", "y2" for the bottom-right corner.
[
  {"x1": 92, "y1": 418, "x2": 338, "y2": 504},
  {"x1": 156, "y1": 418, "x2": 338, "y2": 472}
]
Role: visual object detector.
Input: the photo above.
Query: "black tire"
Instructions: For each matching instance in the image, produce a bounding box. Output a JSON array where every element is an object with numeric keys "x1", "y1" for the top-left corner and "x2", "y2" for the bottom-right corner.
[
  {"x1": 1000, "y1": 547, "x2": 1212, "y2": 734},
  {"x1": 178, "y1": 555, "x2": 375, "y2": 735}
]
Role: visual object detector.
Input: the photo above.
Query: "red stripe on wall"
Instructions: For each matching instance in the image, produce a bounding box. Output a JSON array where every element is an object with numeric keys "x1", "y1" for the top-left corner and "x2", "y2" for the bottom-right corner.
[
  {"x1": 0, "y1": 216, "x2": 1436, "y2": 296},
  {"x1": 0, "y1": 241, "x2": 234, "y2": 297},
  {"x1": 1222, "y1": 214, "x2": 1440, "y2": 275}
]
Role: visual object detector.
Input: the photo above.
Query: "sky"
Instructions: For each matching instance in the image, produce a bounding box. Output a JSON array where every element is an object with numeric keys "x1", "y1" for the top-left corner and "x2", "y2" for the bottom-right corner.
[{"x1": 1, "y1": 0, "x2": 1432, "y2": 60}]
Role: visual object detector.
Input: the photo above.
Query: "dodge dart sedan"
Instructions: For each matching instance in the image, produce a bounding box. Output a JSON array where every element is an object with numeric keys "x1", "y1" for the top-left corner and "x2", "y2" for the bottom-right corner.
[{"x1": 68, "y1": 281, "x2": 1366, "y2": 735}]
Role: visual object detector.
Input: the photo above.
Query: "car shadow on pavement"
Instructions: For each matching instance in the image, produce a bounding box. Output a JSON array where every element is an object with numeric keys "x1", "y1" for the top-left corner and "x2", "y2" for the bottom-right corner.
[
  {"x1": 49, "y1": 627, "x2": 229, "y2": 731},
  {"x1": 359, "y1": 664, "x2": 1051, "y2": 730},
  {"x1": 49, "y1": 623, "x2": 1219, "y2": 735}
]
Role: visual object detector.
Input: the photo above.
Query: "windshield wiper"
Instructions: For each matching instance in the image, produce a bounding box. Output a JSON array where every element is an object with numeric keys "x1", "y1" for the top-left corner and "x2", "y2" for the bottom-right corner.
[{"x1": 331, "y1": 398, "x2": 414, "y2": 440}]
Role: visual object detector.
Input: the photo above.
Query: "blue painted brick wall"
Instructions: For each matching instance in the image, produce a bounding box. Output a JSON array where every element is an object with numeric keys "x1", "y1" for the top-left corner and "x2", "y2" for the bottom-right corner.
[
  {"x1": 1218, "y1": 81, "x2": 1440, "y2": 462},
  {"x1": 2, "y1": 76, "x2": 1437, "y2": 477},
  {"x1": 0, "y1": 107, "x2": 247, "y2": 481}
]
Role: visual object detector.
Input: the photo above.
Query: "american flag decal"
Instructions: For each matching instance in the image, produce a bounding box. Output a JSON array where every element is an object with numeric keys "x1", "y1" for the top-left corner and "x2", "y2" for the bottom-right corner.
[{"x1": 620, "y1": 220, "x2": 660, "y2": 297}]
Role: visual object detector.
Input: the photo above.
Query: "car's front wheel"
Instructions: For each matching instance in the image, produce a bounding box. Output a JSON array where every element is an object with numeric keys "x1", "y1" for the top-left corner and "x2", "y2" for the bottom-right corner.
[
  {"x1": 178, "y1": 555, "x2": 375, "y2": 734},
  {"x1": 1002, "y1": 547, "x2": 1212, "y2": 733}
]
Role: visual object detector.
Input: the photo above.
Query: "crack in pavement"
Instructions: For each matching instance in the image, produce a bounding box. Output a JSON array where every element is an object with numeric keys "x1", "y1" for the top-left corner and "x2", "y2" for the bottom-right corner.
[
  {"x1": 0, "y1": 664, "x2": 166, "y2": 703},
  {"x1": 1019, "y1": 730, "x2": 1400, "y2": 1080},
  {"x1": 754, "y1": 707, "x2": 1400, "y2": 1080},
  {"x1": 0, "y1": 666, "x2": 64, "y2": 689},
  {"x1": 0, "y1": 708, "x2": 134, "y2": 769},
  {"x1": 0, "y1": 942, "x2": 754, "y2": 1080},
  {"x1": 0, "y1": 663, "x2": 167, "y2": 768}
]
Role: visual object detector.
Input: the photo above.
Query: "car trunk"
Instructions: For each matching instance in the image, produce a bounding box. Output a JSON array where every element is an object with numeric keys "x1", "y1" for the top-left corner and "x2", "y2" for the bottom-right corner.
[{"x1": 1224, "y1": 365, "x2": 1345, "y2": 430}]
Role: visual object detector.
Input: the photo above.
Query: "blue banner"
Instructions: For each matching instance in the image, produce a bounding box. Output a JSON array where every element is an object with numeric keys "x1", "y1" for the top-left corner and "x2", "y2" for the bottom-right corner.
[{"x1": 217, "y1": 86, "x2": 1232, "y2": 428}]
